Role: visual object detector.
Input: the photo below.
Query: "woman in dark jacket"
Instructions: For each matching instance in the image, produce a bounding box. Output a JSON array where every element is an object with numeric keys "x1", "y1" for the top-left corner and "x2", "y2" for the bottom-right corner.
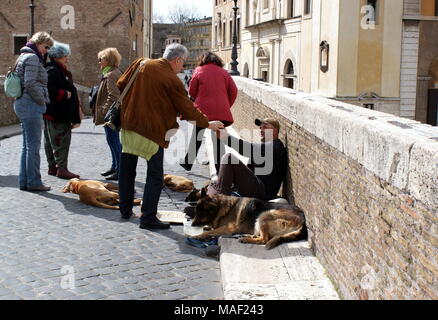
[
  {"x1": 14, "y1": 31, "x2": 54, "y2": 191},
  {"x1": 43, "y1": 41, "x2": 81, "y2": 179}
]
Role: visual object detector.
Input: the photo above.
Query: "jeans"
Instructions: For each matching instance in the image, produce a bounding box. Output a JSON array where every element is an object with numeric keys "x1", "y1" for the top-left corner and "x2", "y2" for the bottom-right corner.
[
  {"x1": 14, "y1": 96, "x2": 46, "y2": 188},
  {"x1": 104, "y1": 125, "x2": 121, "y2": 171},
  {"x1": 118, "y1": 148, "x2": 164, "y2": 223}
]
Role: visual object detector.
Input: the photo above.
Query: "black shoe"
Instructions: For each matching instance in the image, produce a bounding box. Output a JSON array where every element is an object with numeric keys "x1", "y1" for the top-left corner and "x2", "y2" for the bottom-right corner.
[
  {"x1": 27, "y1": 184, "x2": 51, "y2": 192},
  {"x1": 139, "y1": 218, "x2": 170, "y2": 230},
  {"x1": 121, "y1": 212, "x2": 133, "y2": 220},
  {"x1": 105, "y1": 172, "x2": 118, "y2": 181},
  {"x1": 19, "y1": 186, "x2": 27, "y2": 191},
  {"x1": 101, "y1": 169, "x2": 116, "y2": 177},
  {"x1": 179, "y1": 162, "x2": 192, "y2": 171}
]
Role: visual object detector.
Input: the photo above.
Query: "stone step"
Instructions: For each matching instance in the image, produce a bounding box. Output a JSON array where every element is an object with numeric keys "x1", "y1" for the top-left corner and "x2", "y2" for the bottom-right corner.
[{"x1": 219, "y1": 238, "x2": 340, "y2": 300}]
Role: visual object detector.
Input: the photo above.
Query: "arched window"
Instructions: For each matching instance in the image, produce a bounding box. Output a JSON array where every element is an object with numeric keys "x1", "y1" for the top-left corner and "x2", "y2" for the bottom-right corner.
[{"x1": 283, "y1": 59, "x2": 296, "y2": 89}]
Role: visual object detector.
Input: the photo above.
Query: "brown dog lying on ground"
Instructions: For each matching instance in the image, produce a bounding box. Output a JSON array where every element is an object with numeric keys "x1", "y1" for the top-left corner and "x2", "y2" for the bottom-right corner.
[
  {"x1": 163, "y1": 174, "x2": 194, "y2": 192},
  {"x1": 62, "y1": 178, "x2": 141, "y2": 209},
  {"x1": 190, "y1": 192, "x2": 306, "y2": 249}
]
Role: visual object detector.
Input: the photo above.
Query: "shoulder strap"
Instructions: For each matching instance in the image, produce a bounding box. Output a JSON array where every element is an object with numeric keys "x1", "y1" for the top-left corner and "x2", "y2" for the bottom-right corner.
[
  {"x1": 11, "y1": 54, "x2": 23, "y2": 72},
  {"x1": 118, "y1": 59, "x2": 147, "y2": 103}
]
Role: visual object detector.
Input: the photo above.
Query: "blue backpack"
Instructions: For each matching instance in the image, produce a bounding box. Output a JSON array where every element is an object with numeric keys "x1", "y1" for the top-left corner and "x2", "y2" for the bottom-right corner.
[{"x1": 4, "y1": 57, "x2": 22, "y2": 98}]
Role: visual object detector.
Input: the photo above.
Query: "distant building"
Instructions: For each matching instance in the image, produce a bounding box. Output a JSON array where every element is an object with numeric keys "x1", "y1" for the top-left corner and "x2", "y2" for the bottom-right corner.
[
  {"x1": 212, "y1": 0, "x2": 241, "y2": 71},
  {"x1": 239, "y1": 0, "x2": 438, "y2": 125},
  {"x1": 185, "y1": 17, "x2": 212, "y2": 70},
  {"x1": 0, "y1": 0, "x2": 153, "y2": 87},
  {"x1": 152, "y1": 23, "x2": 181, "y2": 58}
]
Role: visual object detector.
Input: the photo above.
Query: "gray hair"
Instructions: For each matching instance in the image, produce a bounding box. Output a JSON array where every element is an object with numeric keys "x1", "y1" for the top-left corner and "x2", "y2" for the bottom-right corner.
[{"x1": 163, "y1": 43, "x2": 189, "y2": 61}]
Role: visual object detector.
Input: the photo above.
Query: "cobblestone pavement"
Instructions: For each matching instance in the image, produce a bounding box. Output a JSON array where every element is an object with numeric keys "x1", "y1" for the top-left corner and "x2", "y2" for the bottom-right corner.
[{"x1": 0, "y1": 119, "x2": 223, "y2": 300}]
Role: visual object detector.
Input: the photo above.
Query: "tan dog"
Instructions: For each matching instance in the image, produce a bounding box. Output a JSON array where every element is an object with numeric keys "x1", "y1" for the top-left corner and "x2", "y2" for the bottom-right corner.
[
  {"x1": 62, "y1": 178, "x2": 141, "y2": 209},
  {"x1": 163, "y1": 174, "x2": 194, "y2": 192},
  {"x1": 191, "y1": 193, "x2": 306, "y2": 249}
]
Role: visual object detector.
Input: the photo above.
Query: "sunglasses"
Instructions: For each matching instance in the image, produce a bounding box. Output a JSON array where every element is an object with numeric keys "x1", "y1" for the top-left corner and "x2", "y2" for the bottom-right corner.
[{"x1": 45, "y1": 46, "x2": 51, "y2": 50}]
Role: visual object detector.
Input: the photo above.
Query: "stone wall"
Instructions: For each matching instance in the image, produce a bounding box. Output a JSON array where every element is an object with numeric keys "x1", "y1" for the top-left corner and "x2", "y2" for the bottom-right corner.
[{"x1": 231, "y1": 77, "x2": 438, "y2": 300}]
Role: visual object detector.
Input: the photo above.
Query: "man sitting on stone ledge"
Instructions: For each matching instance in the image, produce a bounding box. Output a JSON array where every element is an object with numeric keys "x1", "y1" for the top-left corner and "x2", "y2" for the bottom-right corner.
[{"x1": 208, "y1": 118, "x2": 287, "y2": 201}]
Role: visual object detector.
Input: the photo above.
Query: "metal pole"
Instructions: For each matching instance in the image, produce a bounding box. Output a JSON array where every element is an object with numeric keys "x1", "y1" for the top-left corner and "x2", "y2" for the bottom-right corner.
[
  {"x1": 29, "y1": 0, "x2": 35, "y2": 35},
  {"x1": 229, "y1": 0, "x2": 240, "y2": 76}
]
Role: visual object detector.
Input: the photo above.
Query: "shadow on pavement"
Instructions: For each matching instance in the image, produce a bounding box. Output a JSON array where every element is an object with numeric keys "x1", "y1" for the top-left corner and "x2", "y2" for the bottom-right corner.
[
  {"x1": 0, "y1": 175, "x2": 19, "y2": 188},
  {"x1": 35, "y1": 185, "x2": 216, "y2": 261}
]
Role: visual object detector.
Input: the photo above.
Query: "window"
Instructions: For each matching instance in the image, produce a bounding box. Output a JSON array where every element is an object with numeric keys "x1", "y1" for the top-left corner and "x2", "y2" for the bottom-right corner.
[
  {"x1": 363, "y1": 103, "x2": 374, "y2": 110},
  {"x1": 222, "y1": 21, "x2": 226, "y2": 44},
  {"x1": 263, "y1": 0, "x2": 269, "y2": 10},
  {"x1": 320, "y1": 41, "x2": 329, "y2": 73},
  {"x1": 304, "y1": 0, "x2": 311, "y2": 15},
  {"x1": 237, "y1": 17, "x2": 240, "y2": 43},
  {"x1": 14, "y1": 35, "x2": 28, "y2": 55},
  {"x1": 288, "y1": 0, "x2": 295, "y2": 18},
  {"x1": 246, "y1": 0, "x2": 250, "y2": 25},
  {"x1": 229, "y1": 20, "x2": 233, "y2": 46},
  {"x1": 283, "y1": 59, "x2": 296, "y2": 89},
  {"x1": 435, "y1": 0, "x2": 438, "y2": 16}
]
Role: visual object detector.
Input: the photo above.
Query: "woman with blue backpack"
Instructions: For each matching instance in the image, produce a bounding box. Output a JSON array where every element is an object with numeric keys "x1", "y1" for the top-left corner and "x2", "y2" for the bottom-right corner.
[{"x1": 12, "y1": 32, "x2": 54, "y2": 192}]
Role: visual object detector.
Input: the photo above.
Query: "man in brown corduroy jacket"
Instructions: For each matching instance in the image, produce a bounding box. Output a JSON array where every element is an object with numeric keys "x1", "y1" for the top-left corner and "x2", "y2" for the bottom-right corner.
[{"x1": 117, "y1": 43, "x2": 224, "y2": 230}]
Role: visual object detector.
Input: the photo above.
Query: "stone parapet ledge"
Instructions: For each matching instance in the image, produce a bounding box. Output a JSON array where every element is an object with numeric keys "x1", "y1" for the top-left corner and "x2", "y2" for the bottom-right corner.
[{"x1": 233, "y1": 77, "x2": 438, "y2": 211}]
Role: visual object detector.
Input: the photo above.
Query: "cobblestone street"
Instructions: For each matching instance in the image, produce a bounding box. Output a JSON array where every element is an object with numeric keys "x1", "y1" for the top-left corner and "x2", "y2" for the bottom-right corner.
[{"x1": 0, "y1": 118, "x2": 223, "y2": 300}]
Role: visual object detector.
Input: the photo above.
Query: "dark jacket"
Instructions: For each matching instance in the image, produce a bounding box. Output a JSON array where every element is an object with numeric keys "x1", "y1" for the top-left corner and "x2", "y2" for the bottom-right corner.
[
  {"x1": 45, "y1": 61, "x2": 81, "y2": 125},
  {"x1": 228, "y1": 136, "x2": 288, "y2": 200}
]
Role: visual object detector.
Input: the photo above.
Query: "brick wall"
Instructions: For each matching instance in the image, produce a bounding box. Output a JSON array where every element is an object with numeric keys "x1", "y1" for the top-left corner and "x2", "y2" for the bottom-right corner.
[
  {"x1": 231, "y1": 77, "x2": 438, "y2": 300},
  {"x1": 0, "y1": 0, "x2": 146, "y2": 87}
]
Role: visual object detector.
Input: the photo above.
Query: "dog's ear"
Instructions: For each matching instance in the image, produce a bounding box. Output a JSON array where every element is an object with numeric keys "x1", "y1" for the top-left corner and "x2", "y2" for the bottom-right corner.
[{"x1": 200, "y1": 186, "x2": 208, "y2": 198}]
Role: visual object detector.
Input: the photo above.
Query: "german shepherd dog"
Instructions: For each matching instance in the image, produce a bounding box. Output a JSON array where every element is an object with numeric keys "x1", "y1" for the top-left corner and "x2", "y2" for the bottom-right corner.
[{"x1": 190, "y1": 192, "x2": 306, "y2": 249}]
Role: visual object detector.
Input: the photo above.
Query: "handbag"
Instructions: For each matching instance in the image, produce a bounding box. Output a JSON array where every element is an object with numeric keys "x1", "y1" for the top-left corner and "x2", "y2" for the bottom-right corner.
[
  {"x1": 4, "y1": 57, "x2": 22, "y2": 98},
  {"x1": 104, "y1": 60, "x2": 146, "y2": 131}
]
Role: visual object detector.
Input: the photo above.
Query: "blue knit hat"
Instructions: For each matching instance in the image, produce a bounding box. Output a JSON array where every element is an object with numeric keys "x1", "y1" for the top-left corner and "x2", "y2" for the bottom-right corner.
[{"x1": 48, "y1": 41, "x2": 71, "y2": 59}]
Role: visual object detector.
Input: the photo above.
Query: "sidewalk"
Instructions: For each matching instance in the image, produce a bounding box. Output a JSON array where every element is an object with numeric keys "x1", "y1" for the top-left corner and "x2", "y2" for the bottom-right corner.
[{"x1": 204, "y1": 128, "x2": 340, "y2": 300}]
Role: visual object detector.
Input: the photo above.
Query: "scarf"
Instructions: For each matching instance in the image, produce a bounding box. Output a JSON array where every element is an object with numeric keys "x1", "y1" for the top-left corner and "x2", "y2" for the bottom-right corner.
[
  {"x1": 25, "y1": 42, "x2": 45, "y2": 62},
  {"x1": 102, "y1": 66, "x2": 112, "y2": 75}
]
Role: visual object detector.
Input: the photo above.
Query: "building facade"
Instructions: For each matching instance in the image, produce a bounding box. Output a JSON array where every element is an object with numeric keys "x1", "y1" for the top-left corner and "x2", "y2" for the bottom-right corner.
[
  {"x1": 185, "y1": 17, "x2": 212, "y2": 70},
  {"x1": 0, "y1": 0, "x2": 153, "y2": 87},
  {"x1": 239, "y1": 0, "x2": 438, "y2": 125},
  {"x1": 212, "y1": 0, "x2": 241, "y2": 70},
  {"x1": 151, "y1": 23, "x2": 181, "y2": 59}
]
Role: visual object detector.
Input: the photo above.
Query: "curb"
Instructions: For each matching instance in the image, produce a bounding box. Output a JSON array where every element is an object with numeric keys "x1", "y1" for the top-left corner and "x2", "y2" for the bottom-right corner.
[{"x1": 0, "y1": 124, "x2": 21, "y2": 140}]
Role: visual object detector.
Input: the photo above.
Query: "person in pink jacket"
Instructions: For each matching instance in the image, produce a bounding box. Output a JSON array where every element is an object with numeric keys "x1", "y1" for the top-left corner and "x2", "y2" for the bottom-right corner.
[{"x1": 180, "y1": 52, "x2": 238, "y2": 173}]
